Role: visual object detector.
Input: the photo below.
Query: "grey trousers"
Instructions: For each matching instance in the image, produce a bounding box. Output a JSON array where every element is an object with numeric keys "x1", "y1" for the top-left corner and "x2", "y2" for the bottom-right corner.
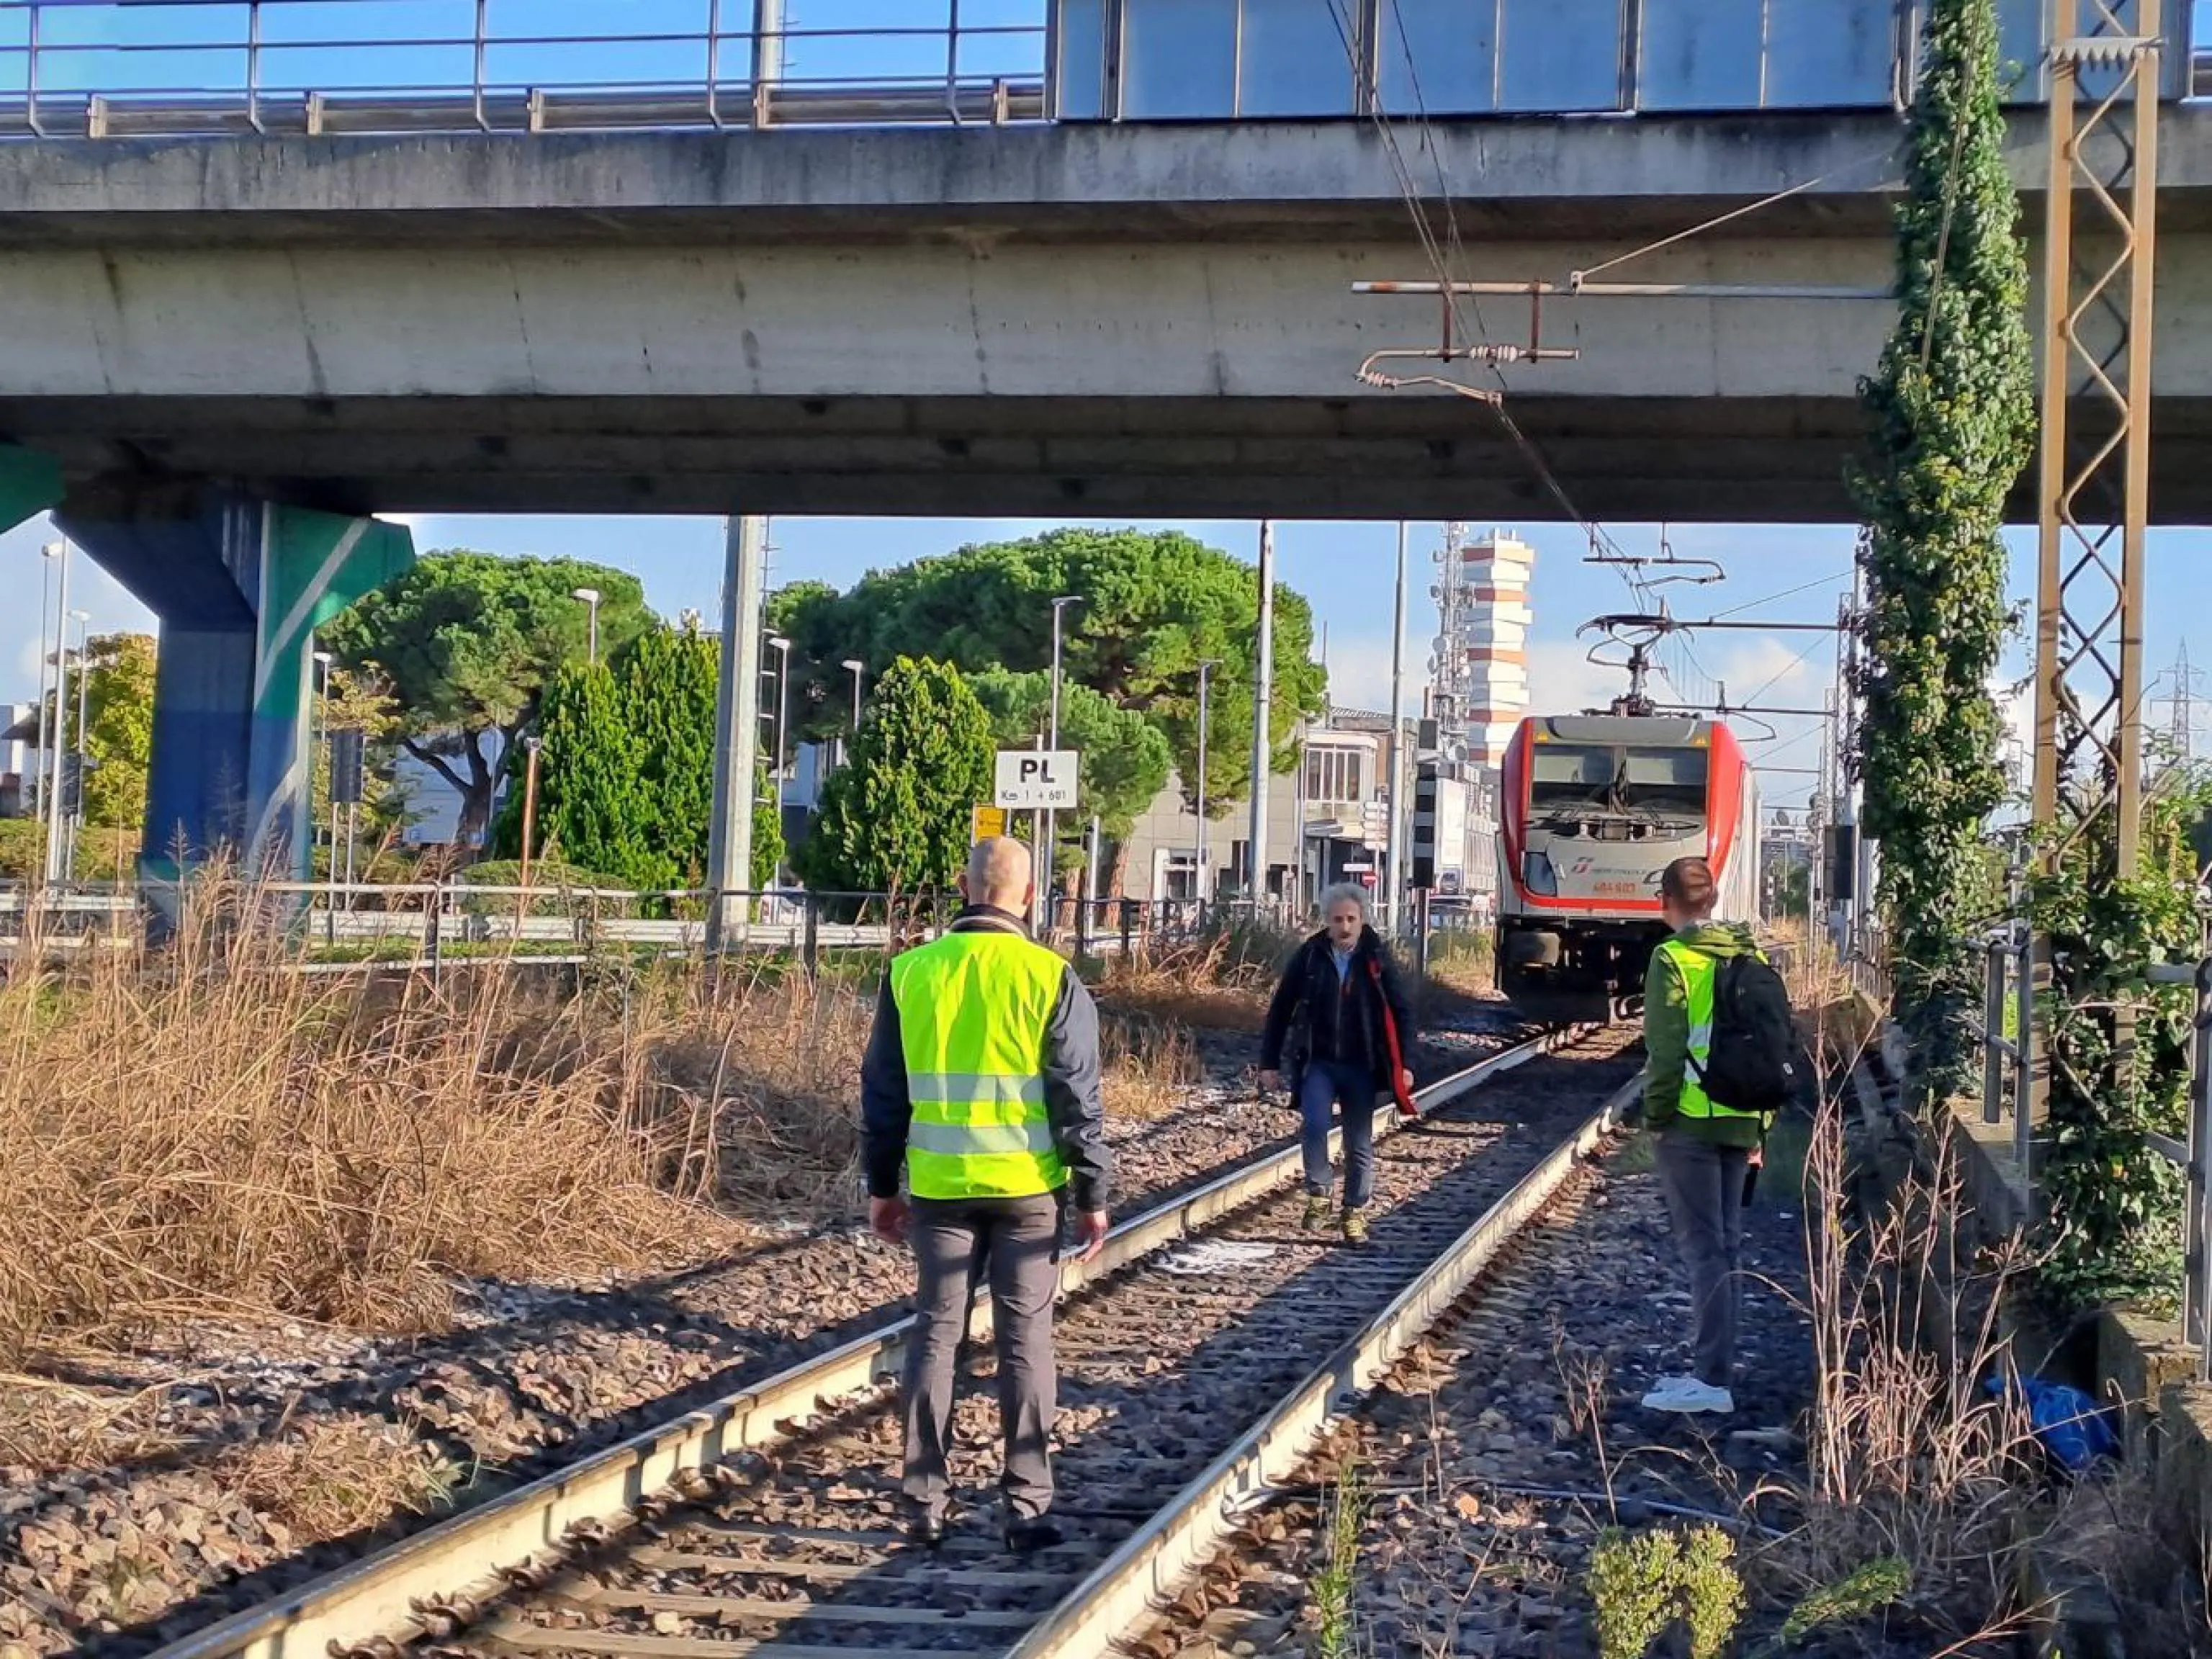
[
  {"x1": 902, "y1": 1192, "x2": 1062, "y2": 1521},
  {"x1": 1654, "y1": 1132, "x2": 1751, "y2": 1389}
]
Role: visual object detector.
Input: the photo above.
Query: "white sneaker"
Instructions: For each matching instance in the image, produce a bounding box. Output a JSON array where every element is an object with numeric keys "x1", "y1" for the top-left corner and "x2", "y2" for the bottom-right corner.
[{"x1": 1640, "y1": 1376, "x2": 1735, "y2": 1414}]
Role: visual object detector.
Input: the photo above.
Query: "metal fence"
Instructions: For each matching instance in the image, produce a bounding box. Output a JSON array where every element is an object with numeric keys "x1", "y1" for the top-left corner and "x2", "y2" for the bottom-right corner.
[
  {"x1": 0, "y1": 876, "x2": 1317, "y2": 974},
  {"x1": 0, "y1": 0, "x2": 2203, "y2": 142},
  {"x1": 1973, "y1": 930, "x2": 2212, "y2": 1382}
]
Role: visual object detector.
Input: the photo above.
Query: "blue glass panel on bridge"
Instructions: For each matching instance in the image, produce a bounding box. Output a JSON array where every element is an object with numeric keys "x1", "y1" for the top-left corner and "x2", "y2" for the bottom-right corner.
[
  {"x1": 1379, "y1": 0, "x2": 1501, "y2": 115},
  {"x1": 1237, "y1": 0, "x2": 1355, "y2": 116},
  {"x1": 1762, "y1": 0, "x2": 1895, "y2": 107},
  {"x1": 1053, "y1": 0, "x2": 1106, "y2": 115},
  {"x1": 1498, "y1": 0, "x2": 1626, "y2": 112},
  {"x1": 1122, "y1": 0, "x2": 1236, "y2": 117},
  {"x1": 1637, "y1": 0, "x2": 1764, "y2": 109}
]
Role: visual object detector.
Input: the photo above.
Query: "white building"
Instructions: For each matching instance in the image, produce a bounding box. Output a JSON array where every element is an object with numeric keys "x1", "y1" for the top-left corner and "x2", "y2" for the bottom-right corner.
[{"x1": 1430, "y1": 526, "x2": 1534, "y2": 770}]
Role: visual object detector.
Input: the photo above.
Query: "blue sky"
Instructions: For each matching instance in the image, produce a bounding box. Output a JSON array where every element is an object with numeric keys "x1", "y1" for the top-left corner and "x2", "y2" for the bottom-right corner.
[{"x1": 12, "y1": 509, "x2": 2212, "y2": 814}]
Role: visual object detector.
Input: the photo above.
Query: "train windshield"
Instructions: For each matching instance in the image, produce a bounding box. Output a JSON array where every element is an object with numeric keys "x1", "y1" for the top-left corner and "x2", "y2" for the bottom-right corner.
[{"x1": 1529, "y1": 744, "x2": 1709, "y2": 818}]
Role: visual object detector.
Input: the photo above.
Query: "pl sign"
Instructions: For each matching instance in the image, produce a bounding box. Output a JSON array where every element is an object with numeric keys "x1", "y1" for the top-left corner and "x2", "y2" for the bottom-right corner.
[{"x1": 995, "y1": 750, "x2": 1080, "y2": 810}]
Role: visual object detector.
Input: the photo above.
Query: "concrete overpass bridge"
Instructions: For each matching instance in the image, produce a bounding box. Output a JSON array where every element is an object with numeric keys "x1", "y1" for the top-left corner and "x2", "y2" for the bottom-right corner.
[{"x1": 0, "y1": 0, "x2": 2206, "y2": 889}]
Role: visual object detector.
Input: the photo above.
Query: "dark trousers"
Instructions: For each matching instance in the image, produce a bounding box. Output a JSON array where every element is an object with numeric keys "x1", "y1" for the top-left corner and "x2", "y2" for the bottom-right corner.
[
  {"x1": 1655, "y1": 1132, "x2": 1751, "y2": 1389},
  {"x1": 901, "y1": 1192, "x2": 1062, "y2": 1521},
  {"x1": 1298, "y1": 1058, "x2": 1380, "y2": 1208}
]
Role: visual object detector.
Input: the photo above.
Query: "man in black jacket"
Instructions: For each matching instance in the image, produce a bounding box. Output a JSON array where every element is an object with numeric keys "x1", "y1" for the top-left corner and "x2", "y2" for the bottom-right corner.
[{"x1": 1258, "y1": 884, "x2": 1416, "y2": 1243}]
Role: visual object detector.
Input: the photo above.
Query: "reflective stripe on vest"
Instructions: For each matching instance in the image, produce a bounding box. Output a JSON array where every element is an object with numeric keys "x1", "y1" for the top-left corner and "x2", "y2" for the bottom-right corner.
[
  {"x1": 889, "y1": 930, "x2": 1069, "y2": 1200},
  {"x1": 1657, "y1": 937, "x2": 1764, "y2": 1123}
]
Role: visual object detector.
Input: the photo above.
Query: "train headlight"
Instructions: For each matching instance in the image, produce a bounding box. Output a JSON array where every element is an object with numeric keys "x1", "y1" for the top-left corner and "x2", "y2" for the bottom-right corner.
[{"x1": 1522, "y1": 850, "x2": 1558, "y2": 896}]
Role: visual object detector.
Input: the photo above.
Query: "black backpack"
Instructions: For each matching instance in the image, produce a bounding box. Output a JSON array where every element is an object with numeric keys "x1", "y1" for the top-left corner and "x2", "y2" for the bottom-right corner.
[{"x1": 1687, "y1": 953, "x2": 1799, "y2": 1118}]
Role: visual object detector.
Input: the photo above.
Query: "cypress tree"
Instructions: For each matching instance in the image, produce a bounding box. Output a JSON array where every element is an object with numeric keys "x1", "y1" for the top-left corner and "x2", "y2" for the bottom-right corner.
[
  {"x1": 796, "y1": 657, "x2": 994, "y2": 898},
  {"x1": 1847, "y1": 0, "x2": 2035, "y2": 1106}
]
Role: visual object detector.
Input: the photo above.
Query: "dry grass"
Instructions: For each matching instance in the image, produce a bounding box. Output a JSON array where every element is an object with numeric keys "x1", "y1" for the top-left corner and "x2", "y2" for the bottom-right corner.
[
  {"x1": 0, "y1": 874, "x2": 884, "y2": 1359},
  {"x1": 1, "y1": 873, "x2": 1249, "y2": 1363},
  {"x1": 1100, "y1": 1013, "x2": 1205, "y2": 1122},
  {"x1": 1748, "y1": 1080, "x2": 2046, "y2": 1653},
  {"x1": 0, "y1": 1373, "x2": 186, "y2": 1475},
  {"x1": 213, "y1": 1413, "x2": 470, "y2": 1545}
]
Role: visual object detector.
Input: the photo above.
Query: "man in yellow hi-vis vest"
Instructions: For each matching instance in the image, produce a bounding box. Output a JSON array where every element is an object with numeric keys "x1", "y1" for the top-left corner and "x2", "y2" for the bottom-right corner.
[
  {"x1": 860, "y1": 837, "x2": 1112, "y2": 1552},
  {"x1": 1637, "y1": 855, "x2": 1766, "y2": 1416}
]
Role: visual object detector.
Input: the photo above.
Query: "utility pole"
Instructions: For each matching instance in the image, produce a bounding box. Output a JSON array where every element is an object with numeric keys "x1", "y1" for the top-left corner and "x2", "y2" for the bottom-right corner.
[
  {"x1": 1386, "y1": 521, "x2": 1409, "y2": 936},
  {"x1": 1195, "y1": 658, "x2": 1220, "y2": 908},
  {"x1": 1247, "y1": 521, "x2": 1277, "y2": 911},
  {"x1": 42, "y1": 538, "x2": 71, "y2": 888},
  {"x1": 34, "y1": 543, "x2": 56, "y2": 826},
  {"x1": 707, "y1": 515, "x2": 768, "y2": 951},
  {"x1": 67, "y1": 610, "x2": 89, "y2": 884}
]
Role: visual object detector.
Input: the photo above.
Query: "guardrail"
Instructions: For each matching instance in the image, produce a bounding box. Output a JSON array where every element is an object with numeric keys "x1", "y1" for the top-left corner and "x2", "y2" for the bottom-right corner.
[{"x1": 1972, "y1": 927, "x2": 2212, "y2": 1383}]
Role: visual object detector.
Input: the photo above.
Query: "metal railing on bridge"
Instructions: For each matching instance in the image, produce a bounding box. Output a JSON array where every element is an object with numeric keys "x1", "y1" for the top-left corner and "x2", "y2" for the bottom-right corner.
[
  {"x1": 0, "y1": 0, "x2": 1050, "y2": 140},
  {"x1": 1, "y1": 1, "x2": 2204, "y2": 143}
]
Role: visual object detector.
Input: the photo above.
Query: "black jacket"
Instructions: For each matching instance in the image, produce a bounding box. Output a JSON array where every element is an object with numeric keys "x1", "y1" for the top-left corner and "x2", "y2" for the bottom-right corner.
[
  {"x1": 858, "y1": 905, "x2": 1114, "y2": 1213},
  {"x1": 1259, "y1": 925, "x2": 1416, "y2": 1085}
]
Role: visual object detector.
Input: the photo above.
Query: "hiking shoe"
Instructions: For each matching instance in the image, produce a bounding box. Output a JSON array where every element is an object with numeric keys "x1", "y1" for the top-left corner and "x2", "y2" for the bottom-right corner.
[
  {"x1": 1004, "y1": 1516, "x2": 1064, "y2": 1553},
  {"x1": 1341, "y1": 1209, "x2": 1370, "y2": 1244},
  {"x1": 1640, "y1": 1376, "x2": 1735, "y2": 1415},
  {"x1": 1300, "y1": 1195, "x2": 1332, "y2": 1232}
]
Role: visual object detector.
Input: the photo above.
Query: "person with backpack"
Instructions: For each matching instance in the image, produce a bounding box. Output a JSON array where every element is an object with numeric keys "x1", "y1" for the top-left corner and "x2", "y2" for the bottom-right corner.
[
  {"x1": 1637, "y1": 855, "x2": 1799, "y2": 1416},
  {"x1": 1257, "y1": 884, "x2": 1419, "y2": 1244}
]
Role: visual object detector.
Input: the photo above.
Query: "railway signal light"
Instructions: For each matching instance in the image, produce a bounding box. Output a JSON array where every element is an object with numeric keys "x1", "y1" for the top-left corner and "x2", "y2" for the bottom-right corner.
[{"x1": 1411, "y1": 761, "x2": 1439, "y2": 891}]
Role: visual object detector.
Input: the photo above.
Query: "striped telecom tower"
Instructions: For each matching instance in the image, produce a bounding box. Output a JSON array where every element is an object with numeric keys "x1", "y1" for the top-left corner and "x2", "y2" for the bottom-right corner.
[{"x1": 1429, "y1": 525, "x2": 1534, "y2": 768}]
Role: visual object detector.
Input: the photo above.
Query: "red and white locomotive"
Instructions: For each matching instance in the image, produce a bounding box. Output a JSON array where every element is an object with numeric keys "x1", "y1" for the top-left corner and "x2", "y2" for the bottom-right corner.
[{"x1": 1494, "y1": 713, "x2": 1761, "y2": 1017}]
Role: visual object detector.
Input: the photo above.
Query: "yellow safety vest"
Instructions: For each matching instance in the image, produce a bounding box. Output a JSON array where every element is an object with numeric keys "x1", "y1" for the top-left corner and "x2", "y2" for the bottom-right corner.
[
  {"x1": 888, "y1": 928, "x2": 1069, "y2": 1201},
  {"x1": 1656, "y1": 936, "x2": 1769, "y2": 1125}
]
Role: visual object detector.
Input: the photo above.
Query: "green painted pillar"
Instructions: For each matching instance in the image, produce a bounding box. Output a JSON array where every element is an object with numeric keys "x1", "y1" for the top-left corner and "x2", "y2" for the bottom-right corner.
[
  {"x1": 0, "y1": 444, "x2": 63, "y2": 534},
  {"x1": 243, "y1": 507, "x2": 415, "y2": 878}
]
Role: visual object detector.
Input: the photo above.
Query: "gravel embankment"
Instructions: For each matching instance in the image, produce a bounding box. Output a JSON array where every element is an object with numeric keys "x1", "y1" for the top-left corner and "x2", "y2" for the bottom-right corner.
[
  {"x1": 1, "y1": 1002, "x2": 1530, "y2": 1659},
  {"x1": 1135, "y1": 1123, "x2": 1820, "y2": 1659}
]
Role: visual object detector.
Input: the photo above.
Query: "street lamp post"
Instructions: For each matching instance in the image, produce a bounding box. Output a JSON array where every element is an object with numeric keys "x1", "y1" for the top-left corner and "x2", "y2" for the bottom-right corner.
[
  {"x1": 65, "y1": 610, "x2": 90, "y2": 884},
  {"x1": 34, "y1": 543, "x2": 58, "y2": 824},
  {"x1": 572, "y1": 586, "x2": 603, "y2": 663},
  {"x1": 42, "y1": 539, "x2": 72, "y2": 888},
  {"x1": 1194, "y1": 658, "x2": 1221, "y2": 907},
  {"x1": 1043, "y1": 595, "x2": 1082, "y2": 931},
  {"x1": 314, "y1": 650, "x2": 334, "y2": 909},
  {"x1": 841, "y1": 658, "x2": 866, "y2": 767},
  {"x1": 767, "y1": 632, "x2": 792, "y2": 802}
]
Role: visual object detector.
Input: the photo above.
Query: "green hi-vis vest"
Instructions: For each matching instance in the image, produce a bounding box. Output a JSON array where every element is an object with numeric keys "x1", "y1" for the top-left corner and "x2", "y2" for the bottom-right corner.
[
  {"x1": 889, "y1": 928, "x2": 1069, "y2": 1201},
  {"x1": 1656, "y1": 935, "x2": 1768, "y2": 1125}
]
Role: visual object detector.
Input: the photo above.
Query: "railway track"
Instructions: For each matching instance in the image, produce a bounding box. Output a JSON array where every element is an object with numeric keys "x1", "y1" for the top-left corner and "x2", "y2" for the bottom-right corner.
[{"x1": 151, "y1": 1025, "x2": 1642, "y2": 1659}]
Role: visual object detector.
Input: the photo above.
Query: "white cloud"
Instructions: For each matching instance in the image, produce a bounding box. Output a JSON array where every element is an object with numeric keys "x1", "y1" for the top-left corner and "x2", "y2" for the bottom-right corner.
[
  {"x1": 1316, "y1": 635, "x2": 1399, "y2": 714},
  {"x1": 1527, "y1": 637, "x2": 1645, "y2": 716}
]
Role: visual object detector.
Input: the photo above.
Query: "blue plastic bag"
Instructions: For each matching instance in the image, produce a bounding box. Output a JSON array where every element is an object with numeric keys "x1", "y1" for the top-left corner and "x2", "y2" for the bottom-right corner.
[{"x1": 1987, "y1": 1375, "x2": 2121, "y2": 1473}]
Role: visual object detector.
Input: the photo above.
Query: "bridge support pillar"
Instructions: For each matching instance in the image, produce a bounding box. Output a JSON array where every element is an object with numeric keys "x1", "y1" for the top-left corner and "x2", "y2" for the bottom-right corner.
[
  {"x1": 0, "y1": 442, "x2": 63, "y2": 532},
  {"x1": 53, "y1": 487, "x2": 413, "y2": 897}
]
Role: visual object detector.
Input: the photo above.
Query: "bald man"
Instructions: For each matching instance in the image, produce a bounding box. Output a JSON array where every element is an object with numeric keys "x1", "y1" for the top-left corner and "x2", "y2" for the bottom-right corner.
[{"x1": 860, "y1": 837, "x2": 1112, "y2": 1552}]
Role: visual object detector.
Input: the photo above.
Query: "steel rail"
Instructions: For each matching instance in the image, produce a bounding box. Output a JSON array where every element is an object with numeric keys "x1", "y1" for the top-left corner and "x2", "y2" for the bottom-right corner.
[
  {"x1": 1011, "y1": 1069, "x2": 1643, "y2": 1658},
  {"x1": 146, "y1": 1021, "x2": 1601, "y2": 1659}
]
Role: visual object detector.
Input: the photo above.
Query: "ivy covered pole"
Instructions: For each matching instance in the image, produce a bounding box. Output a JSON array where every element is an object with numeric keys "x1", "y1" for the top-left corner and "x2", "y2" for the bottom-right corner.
[{"x1": 1846, "y1": 0, "x2": 2036, "y2": 1108}]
